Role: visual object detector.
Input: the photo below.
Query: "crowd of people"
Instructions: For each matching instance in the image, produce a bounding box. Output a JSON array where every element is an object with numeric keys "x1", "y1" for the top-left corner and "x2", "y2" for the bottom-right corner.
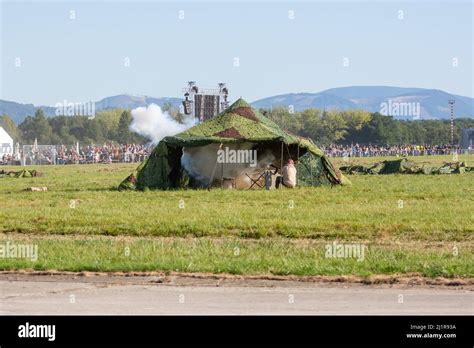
[
  {"x1": 57, "y1": 144, "x2": 151, "y2": 164},
  {"x1": 0, "y1": 144, "x2": 152, "y2": 165},
  {"x1": 0, "y1": 154, "x2": 15, "y2": 164},
  {"x1": 322, "y1": 144, "x2": 464, "y2": 158},
  {"x1": 0, "y1": 143, "x2": 468, "y2": 166}
]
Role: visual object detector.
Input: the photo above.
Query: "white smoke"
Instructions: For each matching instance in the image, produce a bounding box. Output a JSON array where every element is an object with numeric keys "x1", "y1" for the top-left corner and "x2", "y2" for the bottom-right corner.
[
  {"x1": 130, "y1": 104, "x2": 195, "y2": 144},
  {"x1": 181, "y1": 143, "x2": 276, "y2": 189}
]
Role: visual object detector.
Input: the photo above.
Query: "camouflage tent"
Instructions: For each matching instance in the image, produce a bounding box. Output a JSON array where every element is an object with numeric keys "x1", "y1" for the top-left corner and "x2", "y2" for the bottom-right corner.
[
  {"x1": 340, "y1": 158, "x2": 473, "y2": 175},
  {"x1": 120, "y1": 98, "x2": 349, "y2": 190}
]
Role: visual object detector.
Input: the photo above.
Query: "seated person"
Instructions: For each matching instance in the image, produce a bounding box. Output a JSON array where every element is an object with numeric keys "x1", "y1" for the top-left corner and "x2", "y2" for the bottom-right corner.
[{"x1": 276, "y1": 159, "x2": 297, "y2": 188}]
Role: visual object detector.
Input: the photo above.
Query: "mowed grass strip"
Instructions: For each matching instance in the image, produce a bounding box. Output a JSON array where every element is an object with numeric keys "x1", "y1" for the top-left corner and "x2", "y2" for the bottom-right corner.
[
  {"x1": 0, "y1": 156, "x2": 473, "y2": 241},
  {"x1": 0, "y1": 235, "x2": 472, "y2": 278}
]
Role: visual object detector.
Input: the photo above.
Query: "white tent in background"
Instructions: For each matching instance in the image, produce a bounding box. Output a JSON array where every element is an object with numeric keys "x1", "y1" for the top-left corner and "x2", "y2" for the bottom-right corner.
[
  {"x1": 33, "y1": 138, "x2": 38, "y2": 152},
  {"x1": 0, "y1": 127, "x2": 13, "y2": 157}
]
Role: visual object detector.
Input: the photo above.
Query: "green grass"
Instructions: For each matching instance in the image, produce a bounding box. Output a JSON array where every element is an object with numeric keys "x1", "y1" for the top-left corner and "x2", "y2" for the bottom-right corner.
[
  {"x1": 0, "y1": 154, "x2": 472, "y2": 277},
  {"x1": 0, "y1": 236, "x2": 471, "y2": 278}
]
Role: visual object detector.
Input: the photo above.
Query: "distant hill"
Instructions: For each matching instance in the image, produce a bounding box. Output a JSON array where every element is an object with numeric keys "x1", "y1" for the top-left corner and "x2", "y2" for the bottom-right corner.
[
  {"x1": 251, "y1": 92, "x2": 359, "y2": 111},
  {"x1": 1, "y1": 87, "x2": 473, "y2": 123},
  {"x1": 0, "y1": 95, "x2": 182, "y2": 124},
  {"x1": 93, "y1": 95, "x2": 182, "y2": 111},
  {"x1": 0, "y1": 100, "x2": 56, "y2": 124},
  {"x1": 251, "y1": 86, "x2": 474, "y2": 120}
]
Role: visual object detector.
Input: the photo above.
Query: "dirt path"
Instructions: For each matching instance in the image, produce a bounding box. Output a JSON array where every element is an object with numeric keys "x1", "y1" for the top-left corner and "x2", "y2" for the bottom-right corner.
[{"x1": 1, "y1": 272, "x2": 472, "y2": 315}]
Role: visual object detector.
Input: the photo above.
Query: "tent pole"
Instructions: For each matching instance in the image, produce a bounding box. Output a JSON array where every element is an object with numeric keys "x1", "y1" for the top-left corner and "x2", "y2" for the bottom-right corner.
[
  {"x1": 296, "y1": 145, "x2": 300, "y2": 185},
  {"x1": 221, "y1": 161, "x2": 224, "y2": 188},
  {"x1": 208, "y1": 143, "x2": 223, "y2": 189},
  {"x1": 280, "y1": 142, "x2": 284, "y2": 170}
]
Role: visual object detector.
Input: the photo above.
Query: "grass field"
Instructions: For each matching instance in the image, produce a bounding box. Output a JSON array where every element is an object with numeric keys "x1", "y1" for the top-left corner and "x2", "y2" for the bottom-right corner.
[{"x1": 0, "y1": 154, "x2": 472, "y2": 278}]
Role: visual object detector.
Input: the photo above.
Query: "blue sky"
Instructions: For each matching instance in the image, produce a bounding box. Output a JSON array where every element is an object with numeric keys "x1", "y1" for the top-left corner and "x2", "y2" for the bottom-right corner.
[{"x1": 1, "y1": 0, "x2": 472, "y2": 105}]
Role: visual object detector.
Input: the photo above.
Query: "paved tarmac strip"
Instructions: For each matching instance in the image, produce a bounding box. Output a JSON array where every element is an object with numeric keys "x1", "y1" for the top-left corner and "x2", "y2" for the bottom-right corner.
[{"x1": 0, "y1": 273, "x2": 472, "y2": 315}]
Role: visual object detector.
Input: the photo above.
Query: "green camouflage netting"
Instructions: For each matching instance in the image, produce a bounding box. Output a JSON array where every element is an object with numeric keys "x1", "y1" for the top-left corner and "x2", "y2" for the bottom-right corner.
[
  {"x1": 297, "y1": 152, "x2": 332, "y2": 186},
  {"x1": 340, "y1": 158, "x2": 474, "y2": 175},
  {"x1": 164, "y1": 98, "x2": 300, "y2": 147},
  {"x1": 0, "y1": 169, "x2": 42, "y2": 178},
  {"x1": 119, "y1": 98, "x2": 349, "y2": 190}
]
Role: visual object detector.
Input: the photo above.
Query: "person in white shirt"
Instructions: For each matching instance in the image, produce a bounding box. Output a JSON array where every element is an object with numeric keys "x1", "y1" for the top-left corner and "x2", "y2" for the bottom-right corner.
[{"x1": 276, "y1": 159, "x2": 297, "y2": 188}]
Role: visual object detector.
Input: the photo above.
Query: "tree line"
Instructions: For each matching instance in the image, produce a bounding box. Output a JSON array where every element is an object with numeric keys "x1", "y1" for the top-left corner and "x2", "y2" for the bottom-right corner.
[
  {"x1": 262, "y1": 107, "x2": 474, "y2": 146},
  {"x1": 1, "y1": 105, "x2": 473, "y2": 146},
  {"x1": 0, "y1": 108, "x2": 146, "y2": 146}
]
